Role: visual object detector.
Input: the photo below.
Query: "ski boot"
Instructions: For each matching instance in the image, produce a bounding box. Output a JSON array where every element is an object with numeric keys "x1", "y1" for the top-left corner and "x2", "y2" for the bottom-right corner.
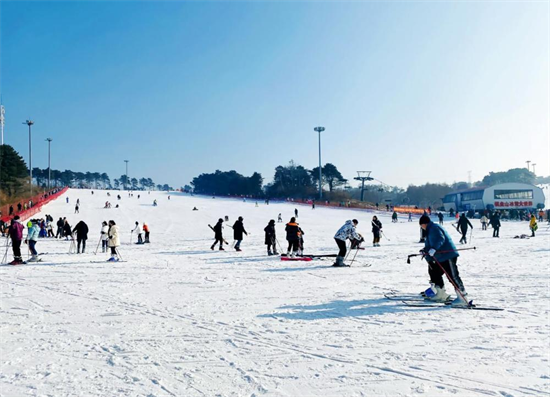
[
  {"x1": 267, "y1": 250, "x2": 273, "y2": 256},
  {"x1": 9, "y1": 257, "x2": 25, "y2": 265},
  {"x1": 219, "y1": 247, "x2": 225, "y2": 251},
  {"x1": 27, "y1": 255, "x2": 39, "y2": 262},
  {"x1": 450, "y1": 290, "x2": 470, "y2": 307},
  {"x1": 425, "y1": 286, "x2": 451, "y2": 303},
  {"x1": 332, "y1": 256, "x2": 346, "y2": 267},
  {"x1": 107, "y1": 256, "x2": 118, "y2": 262},
  {"x1": 235, "y1": 247, "x2": 242, "y2": 252}
]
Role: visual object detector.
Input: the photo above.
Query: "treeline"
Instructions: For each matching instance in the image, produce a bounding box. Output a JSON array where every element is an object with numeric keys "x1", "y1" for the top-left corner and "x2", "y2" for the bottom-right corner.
[{"x1": 191, "y1": 170, "x2": 263, "y2": 196}]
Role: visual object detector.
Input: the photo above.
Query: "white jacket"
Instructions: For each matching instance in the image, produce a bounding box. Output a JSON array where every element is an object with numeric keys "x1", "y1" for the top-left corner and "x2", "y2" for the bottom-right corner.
[
  {"x1": 101, "y1": 225, "x2": 109, "y2": 241},
  {"x1": 132, "y1": 223, "x2": 143, "y2": 234},
  {"x1": 108, "y1": 225, "x2": 120, "y2": 247},
  {"x1": 334, "y1": 220, "x2": 360, "y2": 241}
]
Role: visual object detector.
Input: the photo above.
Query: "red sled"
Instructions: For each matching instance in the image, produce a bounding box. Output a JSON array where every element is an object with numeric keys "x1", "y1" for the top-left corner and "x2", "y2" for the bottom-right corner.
[{"x1": 281, "y1": 256, "x2": 312, "y2": 262}]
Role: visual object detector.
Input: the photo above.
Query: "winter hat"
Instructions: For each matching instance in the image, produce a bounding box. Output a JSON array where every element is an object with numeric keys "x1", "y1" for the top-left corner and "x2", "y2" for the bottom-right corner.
[
  {"x1": 238, "y1": 216, "x2": 243, "y2": 221},
  {"x1": 352, "y1": 219, "x2": 359, "y2": 225},
  {"x1": 419, "y1": 214, "x2": 431, "y2": 225}
]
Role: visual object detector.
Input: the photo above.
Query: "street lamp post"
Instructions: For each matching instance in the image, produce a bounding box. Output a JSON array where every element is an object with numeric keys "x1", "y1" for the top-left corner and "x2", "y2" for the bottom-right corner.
[
  {"x1": 314, "y1": 126, "x2": 325, "y2": 200},
  {"x1": 526, "y1": 160, "x2": 531, "y2": 172},
  {"x1": 23, "y1": 120, "x2": 34, "y2": 195},
  {"x1": 46, "y1": 138, "x2": 52, "y2": 189},
  {"x1": 124, "y1": 160, "x2": 129, "y2": 190},
  {"x1": 532, "y1": 163, "x2": 537, "y2": 175}
]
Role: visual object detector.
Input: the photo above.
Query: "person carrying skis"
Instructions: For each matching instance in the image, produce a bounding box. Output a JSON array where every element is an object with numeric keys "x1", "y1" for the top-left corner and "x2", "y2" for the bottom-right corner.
[
  {"x1": 211, "y1": 219, "x2": 225, "y2": 250},
  {"x1": 107, "y1": 220, "x2": 120, "y2": 261},
  {"x1": 264, "y1": 219, "x2": 278, "y2": 256},
  {"x1": 232, "y1": 216, "x2": 248, "y2": 251},
  {"x1": 8, "y1": 216, "x2": 25, "y2": 265},
  {"x1": 333, "y1": 219, "x2": 360, "y2": 267},
  {"x1": 143, "y1": 223, "x2": 150, "y2": 243},
  {"x1": 371, "y1": 216, "x2": 383, "y2": 247},
  {"x1": 100, "y1": 221, "x2": 109, "y2": 253},
  {"x1": 490, "y1": 211, "x2": 501, "y2": 238},
  {"x1": 457, "y1": 213, "x2": 473, "y2": 244},
  {"x1": 132, "y1": 221, "x2": 143, "y2": 244},
  {"x1": 25, "y1": 219, "x2": 40, "y2": 262},
  {"x1": 419, "y1": 214, "x2": 468, "y2": 306},
  {"x1": 529, "y1": 214, "x2": 538, "y2": 237},
  {"x1": 285, "y1": 217, "x2": 301, "y2": 258},
  {"x1": 73, "y1": 220, "x2": 89, "y2": 253}
]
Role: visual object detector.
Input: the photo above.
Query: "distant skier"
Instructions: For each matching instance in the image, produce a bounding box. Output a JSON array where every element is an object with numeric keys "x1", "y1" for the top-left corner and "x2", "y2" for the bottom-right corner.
[
  {"x1": 285, "y1": 217, "x2": 301, "y2": 258},
  {"x1": 392, "y1": 211, "x2": 398, "y2": 223},
  {"x1": 437, "y1": 212, "x2": 444, "y2": 225},
  {"x1": 8, "y1": 216, "x2": 25, "y2": 265},
  {"x1": 211, "y1": 219, "x2": 225, "y2": 251},
  {"x1": 153, "y1": 199, "x2": 158, "y2": 207},
  {"x1": 529, "y1": 214, "x2": 538, "y2": 237},
  {"x1": 408, "y1": 212, "x2": 413, "y2": 222},
  {"x1": 264, "y1": 219, "x2": 278, "y2": 256},
  {"x1": 333, "y1": 219, "x2": 360, "y2": 267},
  {"x1": 132, "y1": 221, "x2": 143, "y2": 244},
  {"x1": 26, "y1": 219, "x2": 40, "y2": 262},
  {"x1": 294, "y1": 208, "x2": 298, "y2": 218},
  {"x1": 480, "y1": 215, "x2": 488, "y2": 230},
  {"x1": 107, "y1": 220, "x2": 120, "y2": 261},
  {"x1": 77, "y1": 198, "x2": 80, "y2": 205},
  {"x1": 75, "y1": 204, "x2": 80, "y2": 214},
  {"x1": 278, "y1": 213, "x2": 283, "y2": 223},
  {"x1": 100, "y1": 221, "x2": 109, "y2": 253},
  {"x1": 419, "y1": 214, "x2": 468, "y2": 306},
  {"x1": 143, "y1": 223, "x2": 150, "y2": 243},
  {"x1": 66, "y1": 197, "x2": 69, "y2": 204},
  {"x1": 371, "y1": 216, "x2": 382, "y2": 247},
  {"x1": 73, "y1": 220, "x2": 89, "y2": 253},
  {"x1": 490, "y1": 212, "x2": 501, "y2": 238},
  {"x1": 457, "y1": 213, "x2": 473, "y2": 244},
  {"x1": 232, "y1": 217, "x2": 248, "y2": 252}
]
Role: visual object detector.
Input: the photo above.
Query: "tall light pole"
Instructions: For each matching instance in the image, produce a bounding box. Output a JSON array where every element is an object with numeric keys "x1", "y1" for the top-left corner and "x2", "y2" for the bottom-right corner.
[
  {"x1": 532, "y1": 163, "x2": 536, "y2": 175},
  {"x1": 526, "y1": 160, "x2": 531, "y2": 171},
  {"x1": 0, "y1": 103, "x2": 5, "y2": 145},
  {"x1": 314, "y1": 126, "x2": 325, "y2": 200},
  {"x1": 124, "y1": 160, "x2": 129, "y2": 190},
  {"x1": 46, "y1": 138, "x2": 52, "y2": 189},
  {"x1": 23, "y1": 120, "x2": 34, "y2": 195}
]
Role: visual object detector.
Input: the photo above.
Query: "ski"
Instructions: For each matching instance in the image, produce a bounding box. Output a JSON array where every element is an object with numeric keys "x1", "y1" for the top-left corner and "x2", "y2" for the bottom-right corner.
[
  {"x1": 280, "y1": 253, "x2": 337, "y2": 258},
  {"x1": 281, "y1": 256, "x2": 312, "y2": 262},
  {"x1": 384, "y1": 293, "x2": 425, "y2": 302},
  {"x1": 401, "y1": 301, "x2": 504, "y2": 311}
]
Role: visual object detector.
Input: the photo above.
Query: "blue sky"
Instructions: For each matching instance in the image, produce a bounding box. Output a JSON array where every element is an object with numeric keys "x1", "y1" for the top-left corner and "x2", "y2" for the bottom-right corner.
[{"x1": 1, "y1": 1, "x2": 548, "y2": 189}]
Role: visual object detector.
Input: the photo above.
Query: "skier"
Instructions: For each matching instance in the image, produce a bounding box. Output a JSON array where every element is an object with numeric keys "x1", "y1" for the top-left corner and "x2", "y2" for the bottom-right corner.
[
  {"x1": 277, "y1": 213, "x2": 283, "y2": 223},
  {"x1": 153, "y1": 199, "x2": 158, "y2": 207},
  {"x1": 457, "y1": 213, "x2": 473, "y2": 244},
  {"x1": 74, "y1": 203, "x2": 80, "y2": 214},
  {"x1": 107, "y1": 220, "x2": 120, "y2": 261},
  {"x1": 132, "y1": 221, "x2": 143, "y2": 244},
  {"x1": 294, "y1": 208, "x2": 298, "y2": 218},
  {"x1": 100, "y1": 221, "x2": 109, "y2": 253},
  {"x1": 25, "y1": 219, "x2": 40, "y2": 262},
  {"x1": 143, "y1": 223, "x2": 150, "y2": 243},
  {"x1": 77, "y1": 198, "x2": 80, "y2": 205},
  {"x1": 490, "y1": 212, "x2": 501, "y2": 238},
  {"x1": 392, "y1": 212, "x2": 398, "y2": 223},
  {"x1": 480, "y1": 214, "x2": 488, "y2": 230},
  {"x1": 371, "y1": 216, "x2": 383, "y2": 247},
  {"x1": 419, "y1": 214, "x2": 468, "y2": 306},
  {"x1": 211, "y1": 219, "x2": 225, "y2": 251},
  {"x1": 264, "y1": 219, "x2": 278, "y2": 256},
  {"x1": 232, "y1": 216, "x2": 248, "y2": 251},
  {"x1": 8, "y1": 216, "x2": 25, "y2": 264},
  {"x1": 408, "y1": 212, "x2": 413, "y2": 222},
  {"x1": 63, "y1": 219, "x2": 72, "y2": 240},
  {"x1": 437, "y1": 212, "x2": 444, "y2": 225},
  {"x1": 285, "y1": 217, "x2": 301, "y2": 258},
  {"x1": 529, "y1": 214, "x2": 538, "y2": 237},
  {"x1": 73, "y1": 220, "x2": 89, "y2": 253},
  {"x1": 56, "y1": 217, "x2": 64, "y2": 238},
  {"x1": 333, "y1": 219, "x2": 360, "y2": 267},
  {"x1": 297, "y1": 225, "x2": 305, "y2": 256},
  {"x1": 66, "y1": 197, "x2": 69, "y2": 204}
]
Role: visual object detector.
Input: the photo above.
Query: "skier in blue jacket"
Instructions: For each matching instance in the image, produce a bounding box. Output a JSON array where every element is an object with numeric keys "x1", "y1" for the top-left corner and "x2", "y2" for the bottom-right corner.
[{"x1": 419, "y1": 214, "x2": 468, "y2": 306}]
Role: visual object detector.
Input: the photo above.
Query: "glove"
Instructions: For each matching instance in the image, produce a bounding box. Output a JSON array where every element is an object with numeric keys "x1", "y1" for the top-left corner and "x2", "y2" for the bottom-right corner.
[{"x1": 428, "y1": 248, "x2": 436, "y2": 257}]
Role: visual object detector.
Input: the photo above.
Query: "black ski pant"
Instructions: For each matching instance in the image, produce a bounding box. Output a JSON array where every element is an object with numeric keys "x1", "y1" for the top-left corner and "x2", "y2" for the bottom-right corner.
[
  {"x1": 459, "y1": 228, "x2": 468, "y2": 244},
  {"x1": 211, "y1": 238, "x2": 224, "y2": 249},
  {"x1": 12, "y1": 239, "x2": 22, "y2": 259},
  {"x1": 493, "y1": 227, "x2": 500, "y2": 237},
  {"x1": 145, "y1": 231, "x2": 150, "y2": 243},
  {"x1": 482, "y1": 222, "x2": 487, "y2": 230},
  {"x1": 335, "y1": 238, "x2": 347, "y2": 257},
  {"x1": 102, "y1": 240, "x2": 108, "y2": 251},
  {"x1": 29, "y1": 240, "x2": 37, "y2": 256},
  {"x1": 373, "y1": 231, "x2": 380, "y2": 244},
  {"x1": 77, "y1": 238, "x2": 86, "y2": 253},
  {"x1": 287, "y1": 240, "x2": 299, "y2": 253},
  {"x1": 137, "y1": 233, "x2": 143, "y2": 244},
  {"x1": 56, "y1": 227, "x2": 63, "y2": 238},
  {"x1": 428, "y1": 257, "x2": 465, "y2": 292}
]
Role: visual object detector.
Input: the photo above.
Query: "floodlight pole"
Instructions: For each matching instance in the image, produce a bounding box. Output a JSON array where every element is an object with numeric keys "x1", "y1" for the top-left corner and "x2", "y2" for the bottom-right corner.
[
  {"x1": 124, "y1": 160, "x2": 129, "y2": 190},
  {"x1": 532, "y1": 163, "x2": 536, "y2": 175},
  {"x1": 314, "y1": 126, "x2": 325, "y2": 199},
  {"x1": 526, "y1": 160, "x2": 531, "y2": 172},
  {"x1": 46, "y1": 138, "x2": 52, "y2": 189},
  {"x1": 23, "y1": 120, "x2": 34, "y2": 195}
]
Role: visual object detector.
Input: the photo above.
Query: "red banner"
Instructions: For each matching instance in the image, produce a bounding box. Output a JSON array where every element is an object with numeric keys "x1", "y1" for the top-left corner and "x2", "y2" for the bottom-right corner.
[{"x1": 1, "y1": 187, "x2": 68, "y2": 223}]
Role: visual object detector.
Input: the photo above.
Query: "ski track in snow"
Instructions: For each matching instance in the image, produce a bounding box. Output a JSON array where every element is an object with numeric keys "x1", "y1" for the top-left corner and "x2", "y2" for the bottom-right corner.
[{"x1": 1, "y1": 189, "x2": 549, "y2": 396}]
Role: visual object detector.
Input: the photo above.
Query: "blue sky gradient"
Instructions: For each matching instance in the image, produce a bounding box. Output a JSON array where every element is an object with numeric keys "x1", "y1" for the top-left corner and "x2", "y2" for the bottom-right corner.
[{"x1": 1, "y1": 1, "x2": 548, "y2": 188}]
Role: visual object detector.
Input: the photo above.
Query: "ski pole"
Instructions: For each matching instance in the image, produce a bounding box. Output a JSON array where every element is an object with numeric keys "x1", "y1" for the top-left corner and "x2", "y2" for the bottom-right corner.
[
  {"x1": 406, "y1": 247, "x2": 476, "y2": 264},
  {"x1": 275, "y1": 237, "x2": 284, "y2": 254},
  {"x1": 381, "y1": 230, "x2": 391, "y2": 241},
  {"x1": 115, "y1": 248, "x2": 123, "y2": 261},
  {"x1": 431, "y1": 256, "x2": 470, "y2": 305},
  {"x1": 2, "y1": 238, "x2": 11, "y2": 264},
  {"x1": 349, "y1": 246, "x2": 360, "y2": 266},
  {"x1": 94, "y1": 236, "x2": 102, "y2": 255},
  {"x1": 130, "y1": 231, "x2": 133, "y2": 245}
]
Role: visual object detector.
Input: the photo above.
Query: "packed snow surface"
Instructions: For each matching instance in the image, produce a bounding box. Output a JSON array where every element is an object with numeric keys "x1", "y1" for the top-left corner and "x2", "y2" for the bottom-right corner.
[{"x1": 1, "y1": 189, "x2": 549, "y2": 396}]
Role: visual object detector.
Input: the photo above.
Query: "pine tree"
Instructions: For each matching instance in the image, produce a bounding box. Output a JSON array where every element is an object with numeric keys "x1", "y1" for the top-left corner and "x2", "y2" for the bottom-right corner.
[{"x1": 0, "y1": 144, "x2": 29, "y2": 197}]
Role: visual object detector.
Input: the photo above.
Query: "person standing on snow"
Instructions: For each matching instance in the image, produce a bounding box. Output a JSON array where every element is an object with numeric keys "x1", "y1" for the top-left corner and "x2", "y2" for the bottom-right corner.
[
  {"x1": 8, "y1": 216, "x2": 25, "y2": 264},
  {"x1": 264, "y1": 219, "x2": 278, "y2": 256},
  {"x1": 490, "y1": 212, "x2": 501, "y2": 238},
  {"x1": 333, "y1": 219, "x2": 360, "y2": 267},
  {"x1": 73, "y1": 220, "x2": 89, "y2": 253},
  {"x1": 392, "y1": 212, "x2": 398, "y2": 223},
  {"x1": 480, "y1": 215, "x2": 488, "y2": 230},
  {"x1": 232, "y1": 217, "x2": 248, "y2": 252},
  {"x1": 529, "y1": 214, "x2": 538, "y2": 237},
  {"x1": 419, "y1": 214, "x2": 469, "y2": 306},
  {"x1": 211, "y1": 218, "x2": 225, "y2": 251},
  {"x1": 56, "y1": 217, "x2": 64, "y2": 238},
  {"x1": 143, "y1": 223, "x2": 150, "y2": 243},
  {"x1": 294, "y1": 208, "x2": 299, "y2": 218},
  {"x1": 371, "y1": 216, "x2": 383, "y2": 247},
  {"x1": 132, "y1": 221, "x2": 143, "y2": 244},
  {"x1": 107, "y1": 220, "x2": 121, "y2": 261},
  {"x1": 100, "y1": 221, "x2": 109, "y2": 253},
  {"x1": 285, "y1": 217, "x2": 301, "y2": 258},
  {"x1": 457, "y1": 213, "x2": 473, "y2": 244},
  {"x1": 437, "y1": 212, "x2": 444, "y2": 225},
  {"x1": 25, "y1": 219, "x2": 40, "y2": 262},
  {"x1": 63, "y1": 219, "x2": 72, "y2": 240}
]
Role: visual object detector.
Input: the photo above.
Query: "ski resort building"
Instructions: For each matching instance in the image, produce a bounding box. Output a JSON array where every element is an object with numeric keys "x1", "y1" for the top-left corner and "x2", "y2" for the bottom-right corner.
[{"x1": 442, "y1": 182, "x2": 545, "y2": 212}]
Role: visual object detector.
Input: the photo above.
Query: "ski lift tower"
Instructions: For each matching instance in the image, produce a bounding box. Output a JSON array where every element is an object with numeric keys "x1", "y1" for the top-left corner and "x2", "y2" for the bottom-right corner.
[{"x1": 354, "y1": 171, "x2": 373, "y2": 202}]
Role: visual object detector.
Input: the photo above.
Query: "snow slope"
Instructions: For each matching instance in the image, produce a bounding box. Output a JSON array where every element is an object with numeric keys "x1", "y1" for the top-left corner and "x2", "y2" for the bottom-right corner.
[{"x1": 1, "y1": 189, "x2": 549, "y2": 397}]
